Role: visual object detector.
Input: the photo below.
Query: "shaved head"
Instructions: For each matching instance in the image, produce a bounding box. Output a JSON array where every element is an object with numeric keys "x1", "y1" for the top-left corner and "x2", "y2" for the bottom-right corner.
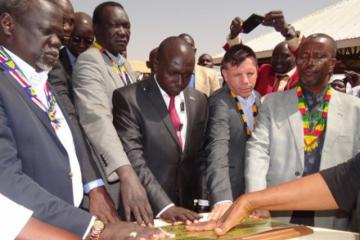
[{"x1": 156, "y1": 36, "x2": 195, "y2": 96}]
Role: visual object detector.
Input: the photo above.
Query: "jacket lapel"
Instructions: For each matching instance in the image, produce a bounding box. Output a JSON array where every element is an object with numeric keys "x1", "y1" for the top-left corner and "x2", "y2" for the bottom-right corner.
[
  {"x1": 183, "y1": 87, "x2": 197, "y2": 154},
  {"x1": 47, "y1": 83, "x2": 77, "y2": 156},
  {"x1": 144, "y1": 77, "x2": 180, "y2": 147},
  {"x1": 322, "y1": 90, "x2": 344, "y2": 154},
  {"x1": 2, "y1": 68, "x2": 60, "y2": 142},
  {"x1": 282, "y1": 88, "x2": 305, "y2": 168}
]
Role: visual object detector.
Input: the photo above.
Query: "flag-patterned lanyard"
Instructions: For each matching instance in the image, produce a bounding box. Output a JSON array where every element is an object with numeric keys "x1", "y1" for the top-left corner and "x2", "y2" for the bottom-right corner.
[
  {"x1": 297, "y1": 85, "x2": 332, "y2": 152},
  {"x1": 231, "y1": 91, "x2": 258, "y2": 138},
  {"x1": 93, "y1": 42, "x2": 131, "y2": 85},
  {"x1": 0, "y1": 47, "x2": 60, "y2": 128}
]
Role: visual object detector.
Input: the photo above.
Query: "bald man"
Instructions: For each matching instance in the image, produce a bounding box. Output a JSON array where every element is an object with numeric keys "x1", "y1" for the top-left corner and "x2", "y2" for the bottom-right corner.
[{"x1": 112, "y1": 36, "x2": 208, "y2": 223}]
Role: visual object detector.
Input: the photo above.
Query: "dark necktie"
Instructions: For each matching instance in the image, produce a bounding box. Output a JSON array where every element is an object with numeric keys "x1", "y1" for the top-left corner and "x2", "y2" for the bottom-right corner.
[{"x1": 168, "y1": 96, "x2": 183, "y2": 150}]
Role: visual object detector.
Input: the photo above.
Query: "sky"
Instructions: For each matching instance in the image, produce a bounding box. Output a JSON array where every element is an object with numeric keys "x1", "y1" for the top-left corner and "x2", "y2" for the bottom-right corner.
[{"x1": 71, "y1": 0, "x2": 339, "y2": 61}]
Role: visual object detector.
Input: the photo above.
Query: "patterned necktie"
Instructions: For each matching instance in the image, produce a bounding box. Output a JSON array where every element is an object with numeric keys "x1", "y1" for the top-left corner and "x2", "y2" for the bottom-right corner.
[{"x1": 168, "y1": 96, "x2": 183, "y2": 150}]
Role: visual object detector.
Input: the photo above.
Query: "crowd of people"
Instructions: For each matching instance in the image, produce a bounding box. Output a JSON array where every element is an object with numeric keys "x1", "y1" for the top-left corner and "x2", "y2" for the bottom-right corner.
[{"x1": 1, "y1": 0, "x2": 360, "y2": 239}]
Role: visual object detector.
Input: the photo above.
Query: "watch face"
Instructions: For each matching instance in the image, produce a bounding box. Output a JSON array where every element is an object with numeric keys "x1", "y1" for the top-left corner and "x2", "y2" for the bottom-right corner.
[{"x1": 94, "y1": 219, "x2": 105, "y2": 230}]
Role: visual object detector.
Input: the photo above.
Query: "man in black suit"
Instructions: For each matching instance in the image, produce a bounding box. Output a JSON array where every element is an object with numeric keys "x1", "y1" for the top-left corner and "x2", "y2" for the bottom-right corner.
[
  {"x1": 0, "y1": 0, "x2": 162, "y2": 239},
  {"x1": 203, "y1": 44, "x2": 261, "y2": 220},
  {"x1": 113, "y1": 36, "x2": 208, "y2": 223}
]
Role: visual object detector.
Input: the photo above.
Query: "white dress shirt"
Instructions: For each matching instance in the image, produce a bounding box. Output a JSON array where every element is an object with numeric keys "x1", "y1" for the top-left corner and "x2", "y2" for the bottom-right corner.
[
  {"x1": 0, "y1": 193, "x2": 33, "y2": 240},
  {"x1": 153, "y1": 75, "x2": 188, "y2": 217},
  {"x1": 6, "y1": 48, "x2": 84, "y2": 207}
]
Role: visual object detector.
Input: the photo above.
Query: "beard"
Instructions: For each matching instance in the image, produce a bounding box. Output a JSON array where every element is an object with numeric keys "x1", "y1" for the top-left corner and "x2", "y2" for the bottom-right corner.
[{"x1": 35, "y1": 46, "x2": 59, "y2": 71}]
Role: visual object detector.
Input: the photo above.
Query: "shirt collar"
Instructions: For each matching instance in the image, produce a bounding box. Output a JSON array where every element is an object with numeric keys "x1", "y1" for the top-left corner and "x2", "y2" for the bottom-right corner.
[
  {"x1": 236, "y1": 91, "x2": 256, "y2": 105},
  {"x1": 105, "y1": 49, "x2": 124, "y2": 66},
  {"x1": 275, "y1": 66, "x2": 297, "y2": 78},
  {"x1": 4, "y1": 47, "x2": 49, "y2": 88},
  {"x1": 154, "y1": 74, "x2": 184, "y2": 107},
  {"x1": 301, "y1": 85, "x2": 328, "y2": 105}
]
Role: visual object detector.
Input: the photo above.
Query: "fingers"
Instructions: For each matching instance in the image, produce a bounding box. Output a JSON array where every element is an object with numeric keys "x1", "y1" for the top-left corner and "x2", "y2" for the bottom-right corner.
[
  {"x1": 186, "y1": 220, "x2": 217, "y2": 231},
  {"x1": 208, "y1": 208, "x2": 221, "y2": 221},
  {"x1": 124, "y1": 205, "x2": 132, "y2": 222},
  {"x1": 214, "y1": 217, "x2": 237, "y2": 236},
  {"x1": 142, "y1": 202, "x2": 154, "y2": 226},
  {"x1": 263, "y1": 10, "x2": 285, "y2": 26},
  {"x1": 132, "y1": 206, "x2": 144, "y2": 225}
]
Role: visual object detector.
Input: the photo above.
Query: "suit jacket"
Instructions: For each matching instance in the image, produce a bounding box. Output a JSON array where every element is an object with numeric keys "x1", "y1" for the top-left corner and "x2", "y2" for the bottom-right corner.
[
  {"x1": 255, "y1": 64, "x2": 299, "y2": 96},
  {"x1": 0, "y1": 66, "x2": 94, "y2": 236},
  {"x1": 246, "y1": 87, "x2": 360, "y2": 229},
  {"x1": 112, "y1": 76, "x2": 208, "y2": 214},
  {"x1": 48, "y1": 48, "x2": 75, "y2": 103},
  {"x1": 59, "y1": 47, "x2": 73, "y2": 77},
  {"x1": 48, "y1": 60, "x2": 76, "y2": 119},
  {"x1": 204, "y1": 86, "x2": 261, "y2": 206},
  {"x1": 73, "y1": 46, "x2": 136, "y2": 182},
  {"x1": 194, "y1": 65, "x2": 220, "y2": 97}
]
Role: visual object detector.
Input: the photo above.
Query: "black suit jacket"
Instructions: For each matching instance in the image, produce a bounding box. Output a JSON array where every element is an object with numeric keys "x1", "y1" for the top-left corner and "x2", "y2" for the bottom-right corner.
[
  {"x1": 0, "y1": 66, "x2": 95, "y2": 236},
  {"x1": 112, "y1": 76, "x2": 208, "y2": 214},
  {"x1": 48, "y1": 47, "x2": 75, "y2": 104},
  {"x1": 204, "y1": 85, "x2": 261, "y2": 205}
]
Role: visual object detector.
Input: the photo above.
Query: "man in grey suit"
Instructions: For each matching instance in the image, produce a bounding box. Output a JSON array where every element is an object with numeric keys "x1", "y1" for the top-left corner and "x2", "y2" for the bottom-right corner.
[
  {"x1": 203, "y1": 44, "x2": 261, "y2": 221},
  {"x1": 72, "y1": 2, "x2": 153, "y2": 224},
  {"x1": 113, "y1": 37, "x2": 208, "y2": 223},
  {"x1": 0, "y1": 0, "x2": 163, "y2": 239},
  {"x1": 245, "y1": 33, "x2": 360, "y2": 229}
]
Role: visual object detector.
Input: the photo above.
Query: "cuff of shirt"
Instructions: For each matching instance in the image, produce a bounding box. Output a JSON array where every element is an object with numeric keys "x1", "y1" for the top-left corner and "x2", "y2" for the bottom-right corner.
[
  {"x1": 226, "y1": 34, "x2": 242, "y2": 47},
  {"x1": 156, "y1": 203, "x2": 175, "y2": 218},
  {"x1": 83, "y1": 216, "x2": 96, "y2": 239},
  {"x1": 83, "y1": 179, "x2": 105, "y2": 194},
  {"x1": 287, "y1": 34, "x2": 302, "y2": 52},
  {"x1": 214, "y1": 200, "x2": 233, "y2": 206}
]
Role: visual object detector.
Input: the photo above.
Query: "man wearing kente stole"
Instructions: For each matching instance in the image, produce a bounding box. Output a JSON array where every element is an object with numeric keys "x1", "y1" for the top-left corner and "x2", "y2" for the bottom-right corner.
[
  {"x1": 244, "y1": 33, "x2": 360, "y2": 230},
  {"x1": 72, "y1": 2, "x2": 153, "y2": 225}
]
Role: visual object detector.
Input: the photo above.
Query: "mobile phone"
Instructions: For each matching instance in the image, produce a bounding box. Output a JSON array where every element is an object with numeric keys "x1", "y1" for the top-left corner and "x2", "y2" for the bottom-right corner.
[{"x1": 242, "y1": 14, "x2": 264, "y2": 34}]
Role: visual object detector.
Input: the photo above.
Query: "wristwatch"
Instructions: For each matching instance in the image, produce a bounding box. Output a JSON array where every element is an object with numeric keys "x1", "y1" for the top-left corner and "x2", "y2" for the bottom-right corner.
[{"x1": 88, "y1": 218, "x2": 105, "y2": 240}]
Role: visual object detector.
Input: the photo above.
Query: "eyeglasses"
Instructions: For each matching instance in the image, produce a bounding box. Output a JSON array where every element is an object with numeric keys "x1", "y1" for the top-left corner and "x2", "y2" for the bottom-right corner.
[{"x1": 71, "y1": 36, "x2": 94, "y2": 46}]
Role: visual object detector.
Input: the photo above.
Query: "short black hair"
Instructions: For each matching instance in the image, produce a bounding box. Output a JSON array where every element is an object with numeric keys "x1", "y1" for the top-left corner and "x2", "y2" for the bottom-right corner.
[
  {"x1": 221, "y1": 44, "x2": 257, "y2": 70},
  {"x1": 93, "y1": 1, "x2": 124, "y2": 25},
  {"x1": 305, "y1": 33, "x2": 337, "y2": 57}
]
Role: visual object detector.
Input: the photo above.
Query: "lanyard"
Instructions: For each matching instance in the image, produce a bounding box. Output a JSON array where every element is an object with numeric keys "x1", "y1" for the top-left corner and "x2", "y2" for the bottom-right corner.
[
  {"x1": 93, "y1": 42, "x2": 132, "y2": 85},
  {"x1": 0, "y1": 47, "x2": 60, "y2": 127},
  {"x1": 230, "y1": 91, "x2": 258, "y2": 138}
]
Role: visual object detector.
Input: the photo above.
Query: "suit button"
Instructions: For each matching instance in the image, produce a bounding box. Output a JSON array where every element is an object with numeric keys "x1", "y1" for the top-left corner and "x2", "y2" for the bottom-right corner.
[
  {"x1": 68, "y1": 171, "x2": 74, "y2": 178},
  {"x1": 295, "y1": 171, "x2": 301, "y2": 177}
]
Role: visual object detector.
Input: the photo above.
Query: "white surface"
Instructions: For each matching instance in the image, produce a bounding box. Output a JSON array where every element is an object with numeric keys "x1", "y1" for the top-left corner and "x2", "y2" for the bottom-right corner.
[
  {"x1": 295, "y1": 227, "x2": 359, "y2": 240},
  {"x1": 0, "y1": 194, "x2": 33, "y2": 240}
]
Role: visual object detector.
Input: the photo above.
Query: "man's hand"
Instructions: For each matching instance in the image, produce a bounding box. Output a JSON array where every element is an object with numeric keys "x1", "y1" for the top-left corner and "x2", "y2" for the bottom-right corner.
[
  {"x1": 344, "y1": 70, "x2": 360, "y2": 87},
  {"x1": 208, "y1": 202, "x2": 232, "y2": 221},
  {"x1": 249, "y1": 209, "x2": 271, "y2": 219},
  {"x1": 186, "y1": 196, "x2": 251, "y2": 235},
  {"x1": 100, "y1": 221, "x2": 164, "y2": 240},
  {"x1": 88, "y1": 186, "x2": 119, "y2": 224},
  {"x1": 262, "y1": 10, "x2": 288, "y2": 34},
  {"x1": 117, "y1": 165, "x2": 154, "y2": 226},
  {"x1": 229, "y1": 17, "x2": 243, "y2": 39},
  {"x1": 160, "y1": 206, "x2": 201, "y2": 225}
]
